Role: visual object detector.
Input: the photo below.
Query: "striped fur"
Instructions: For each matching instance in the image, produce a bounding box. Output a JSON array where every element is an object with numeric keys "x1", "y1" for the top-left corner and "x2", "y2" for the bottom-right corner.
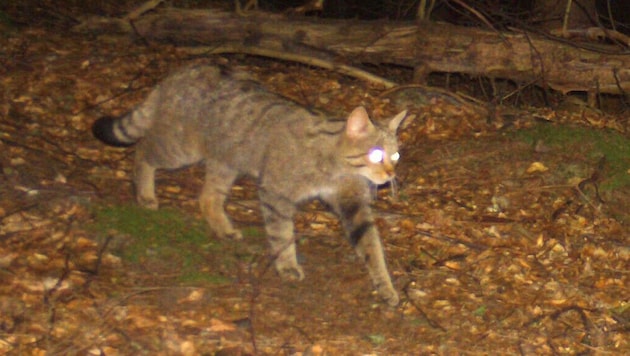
[{"x1": 93, "y1": 65, "x2": 409, "y2": 306}]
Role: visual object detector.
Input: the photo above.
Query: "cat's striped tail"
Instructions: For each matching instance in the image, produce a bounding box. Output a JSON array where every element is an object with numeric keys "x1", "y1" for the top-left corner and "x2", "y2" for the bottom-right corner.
[{"x1": 92, "y1": 114, "x2": 140, "y2": 147}]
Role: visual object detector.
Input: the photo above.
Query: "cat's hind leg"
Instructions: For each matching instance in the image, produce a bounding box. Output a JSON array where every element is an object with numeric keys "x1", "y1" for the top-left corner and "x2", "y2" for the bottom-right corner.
[
  {"x1": 200, "y1": 160, "x2": 242, "y2": 240},
  {"x1": 134, "y1": 151, "x2": 159, "y2": 210},
  {"x1": 259, "y1": 190, "x2": 303, "y2": 281}
]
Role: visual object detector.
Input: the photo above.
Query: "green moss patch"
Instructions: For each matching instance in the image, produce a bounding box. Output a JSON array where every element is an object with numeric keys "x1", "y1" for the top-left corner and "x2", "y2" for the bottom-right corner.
[
  {"x1": 90, "y1": 204, "x2": 233, "y2": 285},
  {"x1": 515, "y1": 123, "x2": 630, "y2": 190}
]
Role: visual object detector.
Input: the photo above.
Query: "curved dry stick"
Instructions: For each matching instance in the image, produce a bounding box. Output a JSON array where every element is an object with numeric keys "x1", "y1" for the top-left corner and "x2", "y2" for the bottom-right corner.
[
  {"x1": 124, "y1": 0, "x2": 164, "y2": 21},
  {"x1": 184, "y1": 44, "x2": 399, "y2": 88}
]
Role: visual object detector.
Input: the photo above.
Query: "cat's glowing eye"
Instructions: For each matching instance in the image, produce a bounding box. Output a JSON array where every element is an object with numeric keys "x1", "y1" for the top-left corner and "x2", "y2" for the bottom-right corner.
[
  {"x1": 391, "y1": 152, "x2": 400, "y2": 162},
  {"x1": 368, "y1": 147, "x2": 385, "y2": 163}
]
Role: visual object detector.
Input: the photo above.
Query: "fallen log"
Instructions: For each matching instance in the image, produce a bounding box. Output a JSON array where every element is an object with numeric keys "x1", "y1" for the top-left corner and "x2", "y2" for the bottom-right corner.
[{"x1": 74, "y1": 7, "x2": 630, "y2": 98}]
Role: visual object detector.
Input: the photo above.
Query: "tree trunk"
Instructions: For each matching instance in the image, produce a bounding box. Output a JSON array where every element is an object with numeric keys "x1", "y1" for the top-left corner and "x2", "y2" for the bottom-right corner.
[{"x1": 75, "y1": 8, "x2": 630, "y2": 96}]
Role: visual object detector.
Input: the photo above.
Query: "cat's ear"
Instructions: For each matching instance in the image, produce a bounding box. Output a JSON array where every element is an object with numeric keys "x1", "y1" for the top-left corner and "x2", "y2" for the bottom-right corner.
[
  {"x1": 345, "y1": 106, "x2": 374, "y2": 139},
  {"x1": 388, "y1": 110, "x2": 412, "y2": 132}
]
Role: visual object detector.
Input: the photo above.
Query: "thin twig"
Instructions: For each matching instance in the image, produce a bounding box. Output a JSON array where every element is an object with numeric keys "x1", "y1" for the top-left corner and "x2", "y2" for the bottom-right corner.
[
  {"x1": 402, "y1": 282, "x2": 446, "y2": 331},
  {"x1": 415, "y1": 229, "x2": 487, "y2": 251}
]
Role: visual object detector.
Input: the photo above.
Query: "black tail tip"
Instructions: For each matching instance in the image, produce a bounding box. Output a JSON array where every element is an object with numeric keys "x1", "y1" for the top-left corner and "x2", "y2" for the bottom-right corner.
[{"x1": 92, "y1": 116, "x2": 134, "y2": 147}]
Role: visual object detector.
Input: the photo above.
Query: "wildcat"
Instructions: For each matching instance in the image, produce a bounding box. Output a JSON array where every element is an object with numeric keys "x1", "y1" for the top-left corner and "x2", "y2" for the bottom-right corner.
[{"x1": 93, "y1": 65, "x2": 409, "y2": 306}]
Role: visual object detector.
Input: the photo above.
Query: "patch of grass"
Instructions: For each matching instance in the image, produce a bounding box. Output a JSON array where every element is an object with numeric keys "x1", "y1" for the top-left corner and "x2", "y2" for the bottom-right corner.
[
  {"x1": 177, "y1": 270, "x2": 232, "y2": 285},
  {"x1": 473, "y1": 305, "x2": 487, "y2": 317},
  {"x1": 366, "y1": 334, "x2": 386, "y2": 346},
  {"x1": 240, "y1": 226, "x2": 265, "y2": 238},
  {"x1": 515, "y1": 123, "x2": 630, "y2": 190},
  {"x1": 90, "y1": 204, "x2": 230, "y2": 285}
]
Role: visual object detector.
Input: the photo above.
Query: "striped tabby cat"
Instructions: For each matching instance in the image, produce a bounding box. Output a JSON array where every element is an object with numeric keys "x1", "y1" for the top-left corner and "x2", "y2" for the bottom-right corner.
[{"x1": 93, "y1": 65, "x2": 408, "y2": 306}]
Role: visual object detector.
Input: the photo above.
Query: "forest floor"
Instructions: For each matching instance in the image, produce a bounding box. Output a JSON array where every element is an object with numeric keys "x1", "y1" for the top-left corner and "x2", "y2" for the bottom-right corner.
[{"x1": 1, "y1": 22, "x2": 629, "y2": 355}]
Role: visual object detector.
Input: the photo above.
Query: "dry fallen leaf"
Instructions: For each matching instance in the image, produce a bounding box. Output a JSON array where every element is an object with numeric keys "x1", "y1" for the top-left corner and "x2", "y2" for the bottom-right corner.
[
  {"x1": 178, "y1": 289, "x2": 204, "y2": 303},
  {"x1": 208, "y1": 318, "x2": 236, "y2": 332},
  {"x1": 526, "y1": 161, "x2": 548, "y2": 173}
]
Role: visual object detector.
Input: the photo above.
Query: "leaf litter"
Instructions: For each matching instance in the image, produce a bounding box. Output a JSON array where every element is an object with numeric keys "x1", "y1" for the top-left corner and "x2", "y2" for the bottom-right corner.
[{"x1": 0, "y1": 24, "x2": 628, "y2": 355}]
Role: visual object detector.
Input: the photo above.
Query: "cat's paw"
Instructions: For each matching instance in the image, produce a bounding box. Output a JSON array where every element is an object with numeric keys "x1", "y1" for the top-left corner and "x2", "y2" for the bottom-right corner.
[
  {"x1": 276, "y1": 264, "x2": 305, "y2": 281},
  {"x1": 138, "y1": 196, "x2": 159, "y2": 210},
  {"x1": 221, "y1": 229, "x2": 243, "y2": 240},
  {"x1": 212, "y1": 226, "x2": 243, "y2": 240},
  {"x1": 378, "y1": 286, "x2": 399, "y2": 307}
]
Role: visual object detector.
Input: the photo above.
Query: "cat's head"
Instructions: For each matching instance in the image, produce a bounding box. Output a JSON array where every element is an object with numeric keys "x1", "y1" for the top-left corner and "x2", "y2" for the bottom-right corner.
[{"x1": 340, "y1": 106, "x2": 410, "y2": 185}]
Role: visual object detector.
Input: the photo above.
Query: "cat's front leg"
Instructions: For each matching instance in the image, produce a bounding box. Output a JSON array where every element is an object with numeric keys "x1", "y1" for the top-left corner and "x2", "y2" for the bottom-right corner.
[
  {"x1": 331, "y1": 181, "x2": 399, "y2": 306},
  {"x1": 343, "y1": 204, "x2": 399, "y2": 306},
  {"x1": 259, "y1": 191, "x2": 303, "y2": 281}
]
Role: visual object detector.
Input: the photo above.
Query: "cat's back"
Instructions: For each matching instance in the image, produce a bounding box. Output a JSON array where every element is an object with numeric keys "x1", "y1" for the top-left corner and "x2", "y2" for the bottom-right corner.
[
  {"x1": 150, "y1": 65, "x2": 256, "y2": 117},
  {"x1": 151, "y1": 64, "x2": 310, "y2": 133},
  {"x1": 147, "y1": 65, "x2": 322, "y2": 170}
]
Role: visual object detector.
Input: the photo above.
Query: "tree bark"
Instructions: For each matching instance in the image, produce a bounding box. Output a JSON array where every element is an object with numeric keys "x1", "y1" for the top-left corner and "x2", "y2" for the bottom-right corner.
[{"x1": 74, "y1": 8, "x2": 630, "y2": 96}]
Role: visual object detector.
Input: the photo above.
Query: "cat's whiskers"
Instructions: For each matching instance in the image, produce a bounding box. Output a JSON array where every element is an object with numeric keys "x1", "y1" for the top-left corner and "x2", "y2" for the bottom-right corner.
[
  {"x1": 368, "y1": 178, "x2": 397, "y2": 200},
  {"x1": 389, "y1": 178, "x2": 398, "y2": 198}
]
